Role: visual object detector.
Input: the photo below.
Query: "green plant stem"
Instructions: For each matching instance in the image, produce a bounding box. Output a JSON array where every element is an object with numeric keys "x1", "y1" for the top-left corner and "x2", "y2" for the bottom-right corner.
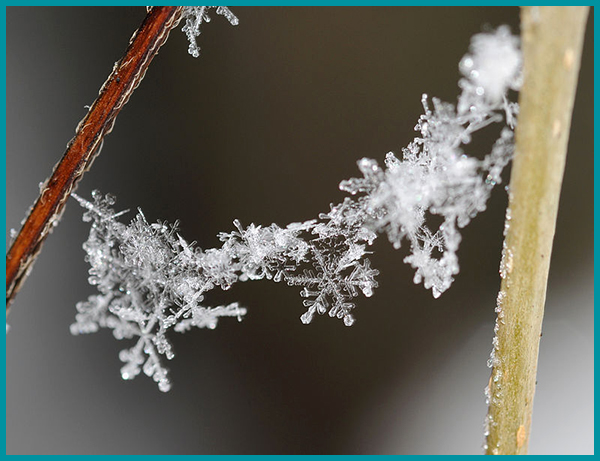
[{"x1": 484, "y1": 6, "x2": 589, "y2": 455}]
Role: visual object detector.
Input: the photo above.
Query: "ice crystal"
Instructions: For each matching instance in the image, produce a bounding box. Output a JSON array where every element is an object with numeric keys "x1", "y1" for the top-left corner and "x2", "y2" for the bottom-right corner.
[
  {"x1": 340, "y1": 27, "x2": 519, "y2": 298},
  {"x1": 71, "y1": 191, "x2": 248, "y2": 392},
  {"x1": 73, "y1": 27, "x2": 520, "y2": 390},
  {"x1": 459, "y1": 25, "x2": 521, "y2": 104},
  {"x1": 71, "y1": 189, "x2": 380, "y2": 390},
  {"x1": 181, "y1": 6, "x2": 239, "y2": 58}
]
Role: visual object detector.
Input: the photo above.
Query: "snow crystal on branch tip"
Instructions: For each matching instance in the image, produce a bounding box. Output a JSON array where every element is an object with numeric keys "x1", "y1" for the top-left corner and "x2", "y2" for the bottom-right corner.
[{"x1": 181, "y1": 6, "x2": 239, "y2": 58}]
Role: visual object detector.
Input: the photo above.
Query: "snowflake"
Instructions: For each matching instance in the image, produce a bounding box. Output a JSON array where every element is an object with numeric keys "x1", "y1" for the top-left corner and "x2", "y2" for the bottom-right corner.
[
  {"x1": 340, "y1": 27, "x2": 519, "y2": 298},
  {"x1": 285, "y1": 244, "x2": 378, "y2": 327},
  {"x1": 72, "y1": 27, "x2": 521, "y2": 390},
  {"x1": 71, "y1": 192, "x2": 247, "y2": 392},
  {"x1": 181, "y1": 6, "x2": 239, "y2": 58}
]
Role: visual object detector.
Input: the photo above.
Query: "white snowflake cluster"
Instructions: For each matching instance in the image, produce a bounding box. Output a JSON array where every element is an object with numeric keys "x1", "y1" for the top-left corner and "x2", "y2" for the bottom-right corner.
[
  {"x1": 70, "y1": 187, "x2": 381, "y2": 390},
  {"x1": 72, "y1": 27, "x2": 520, "y2": 391},
  {"x1": 340, "y1": 27, "x2": 519, "y2": 298},
  {"x1": 71, "y1": 191, "x2": 247, "y2": 391},
  {"x1": 181, "y1": 6, "x2": 239, "y2": 58}
]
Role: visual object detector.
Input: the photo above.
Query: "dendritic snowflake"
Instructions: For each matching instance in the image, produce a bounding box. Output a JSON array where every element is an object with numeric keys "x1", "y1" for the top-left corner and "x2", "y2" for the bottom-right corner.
[
  {"x1": 181, "y1": 6, "x2": 239, "y2": 58},
  {"x1": 71, "y1": 191, "x2": 247, "y2": 392},
  {"x1": 72, "y1": 27, "x2": 521, "y2": 391}
]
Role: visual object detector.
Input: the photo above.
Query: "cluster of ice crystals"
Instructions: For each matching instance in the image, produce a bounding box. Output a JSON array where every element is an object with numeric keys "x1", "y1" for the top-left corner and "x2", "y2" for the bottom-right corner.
[
  {"x1": 73, "y1": 27, "x2": 520, "y2": 391},
  {"x1": 341, "y1": 28, "x2": 519, "y2": 298},
  {"x1": 72, "y1": 187, "x2": 379, "y2": 390},
  {"x1": 181, "y1": 6, "x2": 239, "y2": 58},
  {"x1": 459, "y1": 26, "x2": 522, "y2": 105},
  {"x1": 71, "y1": 191, "x2": 247, "y2": 392}
]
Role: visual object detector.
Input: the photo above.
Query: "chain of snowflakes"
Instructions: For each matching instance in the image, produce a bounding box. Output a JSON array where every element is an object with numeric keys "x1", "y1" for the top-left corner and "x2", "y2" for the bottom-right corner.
[{"x1": 71, "y1": 26, "x2": 521, "y2": 391}]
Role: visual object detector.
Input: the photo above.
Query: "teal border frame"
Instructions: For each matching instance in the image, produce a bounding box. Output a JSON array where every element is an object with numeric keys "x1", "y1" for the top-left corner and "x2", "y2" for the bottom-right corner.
[{"x1": 1, "y1": 3, "x2": 596, "y2": 457}]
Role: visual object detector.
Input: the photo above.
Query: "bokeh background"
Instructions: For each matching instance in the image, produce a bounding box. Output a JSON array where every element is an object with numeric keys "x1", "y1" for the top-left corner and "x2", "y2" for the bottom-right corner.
[{"x1": 6, "y1": 7, "x2": 593, "y2": 455}]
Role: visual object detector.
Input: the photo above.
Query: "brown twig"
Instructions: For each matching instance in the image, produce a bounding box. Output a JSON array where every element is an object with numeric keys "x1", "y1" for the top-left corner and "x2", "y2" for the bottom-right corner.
[{"x1": 6, "y1": 6, "x2": 184, "y2": 311}]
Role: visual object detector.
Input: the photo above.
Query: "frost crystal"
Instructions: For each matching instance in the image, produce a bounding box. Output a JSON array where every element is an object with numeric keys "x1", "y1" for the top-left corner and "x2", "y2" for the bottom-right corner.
[
  {"x1": 459, "y1": 26, "x2": 521, "y2": 104},
  {"x1": 73, "y1": 27, "x2": 520, "y2": 391},
  {"x1": 340, "y1": 27, "x2": 519, "y2": 298},
  {"x1": 71, "y1": 191, "x2": 247, "y2": 392},
  {"x1": 181, "y1": 6, "x2": 239, "y2": 58}
]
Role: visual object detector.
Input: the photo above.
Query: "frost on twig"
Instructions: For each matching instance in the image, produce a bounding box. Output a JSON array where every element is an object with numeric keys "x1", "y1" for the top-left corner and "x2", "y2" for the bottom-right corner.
[
  {"x1": 72, "y1": 27, "x2": 520, "y2": 391},
  {"x1": 181, "y1": 6, "x2": 239, "y2": 58}
]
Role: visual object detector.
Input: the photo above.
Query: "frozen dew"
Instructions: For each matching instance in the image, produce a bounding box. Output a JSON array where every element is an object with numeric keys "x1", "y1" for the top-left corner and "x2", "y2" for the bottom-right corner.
[
  {"x1": 499, "y1": 242, "x2": 514, "y2": 286},
  {"x1": 343, "y1": 314, "x2": 356, "y2": 327},
  {"x1": 495, "y1": 290, "x2": 506, "y2": 324}
]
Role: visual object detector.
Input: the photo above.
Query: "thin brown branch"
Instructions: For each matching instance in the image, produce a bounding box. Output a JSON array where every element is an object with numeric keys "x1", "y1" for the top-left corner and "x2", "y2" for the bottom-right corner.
[{"x1": 6, "y1": 6, "x2": 184, "y2": 310}]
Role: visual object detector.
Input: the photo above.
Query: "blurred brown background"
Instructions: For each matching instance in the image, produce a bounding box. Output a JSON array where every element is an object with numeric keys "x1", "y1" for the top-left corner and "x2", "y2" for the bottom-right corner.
[{"x1": 6, "y1": 7, "x2": 593, "y2": 454}]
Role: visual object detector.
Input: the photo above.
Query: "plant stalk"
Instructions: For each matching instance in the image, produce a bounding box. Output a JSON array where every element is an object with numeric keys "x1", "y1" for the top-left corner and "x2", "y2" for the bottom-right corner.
[
  {"x1": 6, "y1": 6, "x2": 184, "y2": 311},
  {"x1": 484, "y1": 6, "x2": 589, "y2": 455}
]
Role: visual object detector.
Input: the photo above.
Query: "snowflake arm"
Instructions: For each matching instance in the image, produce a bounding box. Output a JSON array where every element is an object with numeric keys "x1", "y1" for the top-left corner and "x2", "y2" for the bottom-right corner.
[{"x1": 181, "y1": 6, "x2": 239, "y2": 58}]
